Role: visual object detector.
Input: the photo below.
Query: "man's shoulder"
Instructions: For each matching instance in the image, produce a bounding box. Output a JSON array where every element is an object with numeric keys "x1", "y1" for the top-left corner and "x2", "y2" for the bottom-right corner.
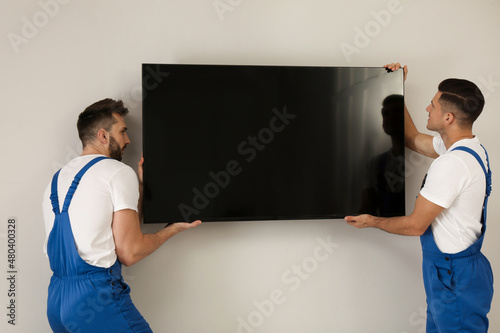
[
  {"x1": 61, "y1": 155, "x2": 135, "y2": 180},
  {"x1": 99, "y1": 157, "x2": 133, "y2": 171},
  {"x1": 94, "y1": 158, "x2": 137, "y2": 182},
  {"x1": 429, "y1": 138, "x2": 488, "y2": 184},
  {"x1": 447, "y1": 137, "x2": 487, "y2": 167},
  {"x1": 430, "y1": 152, "x2": 468, "y2": 172},
  {"x1": 450, "y1": 136, "x2": 482, "y2": 149}
]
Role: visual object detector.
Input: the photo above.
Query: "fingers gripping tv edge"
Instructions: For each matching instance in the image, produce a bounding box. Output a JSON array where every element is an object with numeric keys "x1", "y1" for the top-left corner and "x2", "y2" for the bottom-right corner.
[{"x1": 142, "y1": 64, "x2": 405, "y2": 223}]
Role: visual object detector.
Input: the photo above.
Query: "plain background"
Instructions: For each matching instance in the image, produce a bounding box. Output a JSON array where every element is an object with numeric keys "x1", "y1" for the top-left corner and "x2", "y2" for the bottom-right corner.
[{"x1": 1, "y1": 0, "x2": 498, "y2": 332}]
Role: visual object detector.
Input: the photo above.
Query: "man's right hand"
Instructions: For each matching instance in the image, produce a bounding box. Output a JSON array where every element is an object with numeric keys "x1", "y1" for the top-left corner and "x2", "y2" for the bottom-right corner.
[{"x1": 384, "y1": 62, "x2": 408, "y2": 82}]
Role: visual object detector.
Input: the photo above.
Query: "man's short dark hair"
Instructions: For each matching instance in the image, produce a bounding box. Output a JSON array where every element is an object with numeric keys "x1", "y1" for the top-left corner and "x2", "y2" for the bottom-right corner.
[
  {"x1": 438, "y1": 79, "x2": 485, "y2": 127},
  {"x1": 77, "y1": 98, "x2": 129, "y2": 147}
]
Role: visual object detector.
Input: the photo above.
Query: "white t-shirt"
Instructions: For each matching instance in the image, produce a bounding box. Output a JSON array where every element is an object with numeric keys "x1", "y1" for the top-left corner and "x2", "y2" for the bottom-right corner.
[
  {"x1": 419, "y1": 135, "x2": 487, "y2": 254},
  {"x1": 42, "y1": 154, "x2": 139, "y2": 268}
]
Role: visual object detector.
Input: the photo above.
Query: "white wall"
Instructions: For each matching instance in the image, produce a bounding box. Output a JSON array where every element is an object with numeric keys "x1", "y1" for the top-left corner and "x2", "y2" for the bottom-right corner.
[{"x1": 1, "y1": 0, "x2": 499, "y2": 332}]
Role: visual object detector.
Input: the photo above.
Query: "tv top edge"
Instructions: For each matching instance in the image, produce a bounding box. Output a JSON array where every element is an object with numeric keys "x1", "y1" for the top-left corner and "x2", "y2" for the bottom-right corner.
[{"x1": 142, "y1": 63, "x2": 398, "y2": 70}]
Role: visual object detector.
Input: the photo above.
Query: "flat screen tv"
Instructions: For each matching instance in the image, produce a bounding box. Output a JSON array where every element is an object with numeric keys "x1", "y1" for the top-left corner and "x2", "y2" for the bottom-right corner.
[{"x1": 142, "y1": 64, "x2": 405, "y2": 223}]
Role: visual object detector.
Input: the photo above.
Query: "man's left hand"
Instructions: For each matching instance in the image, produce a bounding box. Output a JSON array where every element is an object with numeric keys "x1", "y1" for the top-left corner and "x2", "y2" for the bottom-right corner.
[{"x1": 345, "y1": 214, "x2": 380, "y2": 229}]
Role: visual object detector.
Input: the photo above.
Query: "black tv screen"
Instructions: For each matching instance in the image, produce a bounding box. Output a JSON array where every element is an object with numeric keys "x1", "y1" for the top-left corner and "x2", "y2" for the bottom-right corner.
[{"x1": 142, "y1": 64, "x2": 405, "y2": 223}]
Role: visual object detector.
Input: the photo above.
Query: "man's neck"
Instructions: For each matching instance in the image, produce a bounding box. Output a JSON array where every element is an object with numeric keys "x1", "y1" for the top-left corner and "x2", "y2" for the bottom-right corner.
[
  {"x1": 440, "y1": 130, "x2": 475, "y2": 150},
  {"x1": 81, "y1": 143, "x2": 108, "y2": 157}
]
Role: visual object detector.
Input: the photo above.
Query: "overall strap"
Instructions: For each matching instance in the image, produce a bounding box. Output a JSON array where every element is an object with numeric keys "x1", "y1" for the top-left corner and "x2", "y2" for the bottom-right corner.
[
  {"x1": 451, "y1": 145, "x2": 492, "y2": 222},
  {"x1": 61, "y1": 156, "x2": 109, "y2": 212},
  {"x1": 50, "y1": 170, "x2": 62, "y2": 214}
]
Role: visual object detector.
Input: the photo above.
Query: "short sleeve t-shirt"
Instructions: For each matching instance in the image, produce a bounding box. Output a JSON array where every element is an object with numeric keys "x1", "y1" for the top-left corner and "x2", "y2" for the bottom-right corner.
[
  {"x1": 42, "y1": 154, "x2": 139, "y2": 268},
  {"x1": 419, "y1": 135, "x2": 487, "y2": 254}
]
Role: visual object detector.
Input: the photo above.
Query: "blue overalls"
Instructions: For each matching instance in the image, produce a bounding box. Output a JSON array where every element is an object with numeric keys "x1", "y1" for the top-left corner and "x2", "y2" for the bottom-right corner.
[
  {"x1": 47, "y1": 156, "x2": 153, "y2": 333},
  {"x1": 421, "y1": 146, "x2": 493, "y2": 332}
]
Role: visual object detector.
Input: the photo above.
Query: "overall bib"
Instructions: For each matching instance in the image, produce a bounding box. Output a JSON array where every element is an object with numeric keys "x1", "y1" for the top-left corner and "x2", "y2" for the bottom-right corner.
[
  {"x1": 46, "y1": 156, "x2": 152, "y2": 333},
  {"x1": 421, "y1": 146, "x2": 493, "y2": 332}
]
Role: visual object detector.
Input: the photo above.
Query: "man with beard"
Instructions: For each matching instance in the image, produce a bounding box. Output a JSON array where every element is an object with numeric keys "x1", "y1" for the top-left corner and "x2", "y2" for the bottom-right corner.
[{"x1": 42, "y1": 98, "x2": 201, "y2": 332}]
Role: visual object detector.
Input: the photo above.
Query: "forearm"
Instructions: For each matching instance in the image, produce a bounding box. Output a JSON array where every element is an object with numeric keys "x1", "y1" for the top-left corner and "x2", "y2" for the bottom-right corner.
[
  {"x1": 373, "y1": 215, "x2": 426, "y2": 236},
  {"x1": 345, "y1": 195, "x2": 442, "y2": 236},
  {"x1": 113, "y1": 209, "x2": 202, "y2": 266},
  {"x1": 124, "y1": 225, "x2": 181, "y2": 266}
]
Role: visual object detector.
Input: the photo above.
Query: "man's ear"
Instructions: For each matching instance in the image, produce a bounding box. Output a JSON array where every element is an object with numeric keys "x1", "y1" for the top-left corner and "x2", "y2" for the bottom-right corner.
[
  {"x1": 444, "y1": 112, "x2": 455, "y2": 125},
  {"x1": 96, "y1": 128, "x2": 109, "y2": 144}
]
